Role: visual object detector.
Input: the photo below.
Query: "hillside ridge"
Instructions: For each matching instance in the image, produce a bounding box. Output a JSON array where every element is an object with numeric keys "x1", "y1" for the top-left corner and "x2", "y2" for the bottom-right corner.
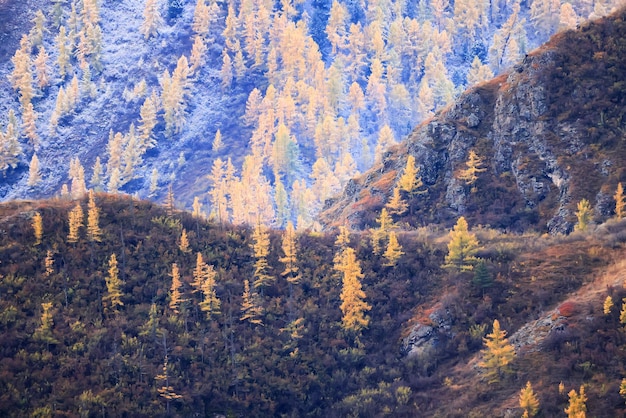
[{"x1": 322, "y1": 8, "x2": 626, "y2": 234}]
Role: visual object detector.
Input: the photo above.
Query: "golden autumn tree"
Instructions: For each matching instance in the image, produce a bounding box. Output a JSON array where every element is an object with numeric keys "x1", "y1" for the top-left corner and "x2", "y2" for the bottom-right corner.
[
  {"x1": 371, "y1": 207, "x2": 393, "y2": 254},
  {"x1": 240, "y1": 279, "x2": 264, "y2": 325},
  {"x1": 191, "y1": 252, "x2": 207, "y2": 294},
  {"x1": 141, "y1": 0, "x2": 163, "y2": 39},
  {"x1": 478, "y1": 319, "x2": 515, "y2": 384},
  {"x1": 155, "y1": 355, "x2": 182, "y2": 413},
  {"x1": 0, "y1": 109, "x2": 22, "y2": 172},
  {"x1": 252, "y1": 221, "x2": 273, "y2": 289},
  {"x1": 169, "y1": 263, "x2": 185, "y2": 313},
  {"x1": 334, "y1": 226, "x2": 351, "y2": 265},
  {"x1": 32, "y1": 211, "x2": 43, "y2": 245},
  {"x1": 398, "y1": 155, "x2": 426, "y2": 214},
  {"x1": 67, "y1": 202, "x2": 84, "y2": 243},
  {"x1": 192, "y1": 196, "x2": 203, "y2": 219},
  {"x1": 86, "y1": 189, "x2": 102, "y2": 242},
  {"x1": 28, "y1": 153, "x2": 42, "y2": 187},
  {"x1": 44, "y1": 250, "x2": 54, "y2": 277},
  {"x1": 212, "y1": 129, "x2": 223, "y2": 153},
  {"x1": 574, "y1": 198, "x2": 593, "y2": 232},
  {"x1": 604, "y1": 295, "x2": 614, "y2": 316},
  {"x1": 33, "y1": 302, "x2": 58, "y2": 345},
  {"x1": 23, "y1": 102, "x2": 39, "y2": 149},
  {"x1": 91, "y1": 157, "x2": 104, "y2": 192},
  {"x1": 615, "y1": 182, "x2": 625, "y2": 219},
  {"x1": 33, "y1": 46, "x2": 50, "y2": 90},
  {"x1": 198, "y1": 264, "x2": 220, "y2": 320},
  {"x1": 335, "y1": 247, "x2": 371, "y2": 333},
  {"x1": 138, "y1": 92, "x2": 159, "y2": 147},
  {"x1": 444, "y1": 216, "x2": 479, "y2": 271},
  {"x1": 103, "y1": 253, "x2": 124, "y2": 314},
  {"x1": 179, "y1": 228, "x2": 190, "y2": 253},
  {"x1": 280, "y1": 221, "x2": 300, "y2": 284},
  {"x1": 458, "y1": 150, "x2": 486, "y2": 190},
  {"x1": 383, "y1": 231, "x2": 404, "y2": 267},
  {"x1": 10, "y1": 35, "x2": 34, "y2": 108},
  {"x1": 565, "y1": 385, "x2": 587, "y2": 418},
  {"x1": 519, "y1": 381, "x2": 540, "y2": 417},
  {"x1": 386, "y1": 186, "x2": 408, "y2": 217}
]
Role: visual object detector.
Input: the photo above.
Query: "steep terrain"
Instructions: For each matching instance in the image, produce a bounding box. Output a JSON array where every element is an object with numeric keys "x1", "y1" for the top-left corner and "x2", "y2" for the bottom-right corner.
[
  {"x1": 1, "y1": 195, "x2": 626, "y2": 416},
  {"x1": 0, "y1": 0, "x2": 622, "y2": 229},
  {"x1": 323, "y1": 8, "x2": 626, "y2": 234}
]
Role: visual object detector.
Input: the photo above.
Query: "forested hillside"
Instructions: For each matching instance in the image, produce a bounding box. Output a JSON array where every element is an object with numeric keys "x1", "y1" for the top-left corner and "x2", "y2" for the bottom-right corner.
[
  {"x1": 1, "y1": 193, "x2": 626, "y2": 416},
  {"x1": 324, "y1": 5, "x2": 626, "y2": 234},
  {"x1": 0, "y1": 0, "x2": 623, "y2": 229}
]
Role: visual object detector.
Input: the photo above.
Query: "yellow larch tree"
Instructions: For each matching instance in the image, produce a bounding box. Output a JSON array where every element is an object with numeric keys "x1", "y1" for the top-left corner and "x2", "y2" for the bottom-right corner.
[
  {"x1": 44, "y1": 249, "x2": 54, "y2": 277},
  {"x1": 398, "y1": 155, "x2": 426, "y2": 200},
  {"x1": 10, "y1": 35, "x2": 34, "y2": 108},
  {"x1": 615, "y1": 182, "x2": 624, "y2": 219},
  {"x1": 466, "y1": 56, "x2": 494, "y2": 86},
  {"x1": 28, "y1": 153, "x2": 42, "y2": 187},
  {"x1": 604, "y1": 295, "x2": 614, "y2": 315},
  {"x1": 252, "y1": 221, "x2": 273, "y2": 289},
  {"x1": 240, "y1": 279, "x2": 264, "y2": 325},
  {"x1": 478, "y1": 319, "x2": 515, "y2": 384},
  {"x1": 212, "y1": 129, "x2": 223, "y2": 153},
  {"x1": 32, "y1": 211, "x2": 43, "y2": 245},
  {"x1": 383, "y1": 231, "x2": 404, "y2": 267},
  {"x1": 519, "y1": 381, "x2": 540, "y2": 417},
  {"x1": 33, "y1": 302, "x2": 58, "y2": 345},
  {"x1": 69, "y1": 157, "x2": 87, "y2": 199},
  {"x1": 169, "y1": 263, "x2": 185, "y2": 313},
  {"x1": 386, "y1": 186, "x2": 408, "y2": 217},
  {"x1": 190, "y1": 35, "x2": 207, "y2": 74},
  {"x1": 444, "y1": 216, "x2": 479, "y2": 271},
  {"x1": 67, "y1": 202, "x2": 84, "y2": 243},
  {"x1": 179, "y1": 228, "x2": 190, "y2": 253},
  {"x1": 220, "y1": 51, "x2": 233, "y2": 90},
  {"x1": 192, "y1": 196, "x2": 203, "y2": 219},
  {"x1": 138, "y1": 91, "x2": 159, "y2": 147},
  {"x1": 141, "y1": 0, "x2": 163, "y2": 39},
  {"x1": 191, "y1": 252, "x2": 207, "y2": 293},
  {"x1": 155, "y1": 355, "x2": 183, "y2": 413},
  {"x1": 335, "y1": 247, "x2": 371, "y2": 333},
  {"x1": 458, "y1": 150, "x2": 486, "y2": 190},
  {"x1": 103, "y1": 254, "x2": 124, "y2": 314},
  {"x1": 279, "y1": 221, "x2": 300, "y2": 284},
  {"x1": 56, "y1": 26, "x2": 71, "y2": 79},
  {"x1": 565, "y1": 385, "x2": 587, "y2": 418},
  {"x1": 23, "y1": 102, "x2": 39, "y2": 149},
  {"x1": 198, "y1": 264, "x2": 220, "y2": 319},
  {"x1": 371, "y1": 207, "x2": 393, "y2": 254},
  {"x1": 574, "y1": 198, "x2": 593, "y2": 232},
  {"x1": 86, "y1": 189, "x2": 101, "y2": 242},
  {"x1": 33, "y1": 46, "x2": 50, "y2": 90},
  {"x1": 0, "y1": 109, "x2": 22, "y2": 172},
  {"x1": 91, "y1": 157, "x2": 104, "y2": 192}
]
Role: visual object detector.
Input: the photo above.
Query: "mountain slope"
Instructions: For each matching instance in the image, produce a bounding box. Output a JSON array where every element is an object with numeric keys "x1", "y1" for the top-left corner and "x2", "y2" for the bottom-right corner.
[
  {"x1": 1, "y1": 196, "x2": 626, "y2": 416},
  {"x1": 1, "y1": 0, "x2": 623, "y2": 229},
  {"x1": 323, "y1": 8, "x2": 626, "y2": 234}
]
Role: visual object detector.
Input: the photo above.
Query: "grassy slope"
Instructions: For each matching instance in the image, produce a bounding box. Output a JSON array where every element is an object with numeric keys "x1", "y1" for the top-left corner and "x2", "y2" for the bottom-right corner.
[{"x1": 0, "y1": 196, "x2": 626, "y2": 416}]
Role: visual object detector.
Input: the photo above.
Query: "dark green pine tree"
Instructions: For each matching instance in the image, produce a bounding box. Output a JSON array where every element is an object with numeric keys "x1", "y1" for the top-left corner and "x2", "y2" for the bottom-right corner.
[{"x1": 472, "y1": 260, "x2": 492, "y2": 296}]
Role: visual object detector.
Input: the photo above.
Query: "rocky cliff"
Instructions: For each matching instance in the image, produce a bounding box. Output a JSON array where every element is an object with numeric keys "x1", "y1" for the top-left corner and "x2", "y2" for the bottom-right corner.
[{"x1": 322, "y1": 9, "x2": 626, "y2": 234}]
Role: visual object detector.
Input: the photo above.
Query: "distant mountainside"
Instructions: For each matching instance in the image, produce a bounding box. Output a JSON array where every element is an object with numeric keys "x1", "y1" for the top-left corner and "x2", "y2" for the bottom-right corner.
[
  {"x1": 0, "y1": 0, "x2": 623, "y2": 230},
  {"x1": 1, "y1": 194, "x2": 626, "y2": 417},
  {"x1": 323, "y1": 7, "x2": 626, "y2": 234}
]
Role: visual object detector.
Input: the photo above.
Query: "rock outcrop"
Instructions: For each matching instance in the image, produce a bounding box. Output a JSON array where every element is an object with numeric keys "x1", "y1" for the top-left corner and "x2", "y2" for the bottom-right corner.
[{"x1": 322, "y1": 10, "x2": 626, "y2": 234}]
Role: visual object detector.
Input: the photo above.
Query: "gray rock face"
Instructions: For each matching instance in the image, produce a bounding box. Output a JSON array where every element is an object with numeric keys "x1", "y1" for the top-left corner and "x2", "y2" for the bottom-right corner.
[{"x1": 323, "y1": 20, "x2": 626, "y2": 234}]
